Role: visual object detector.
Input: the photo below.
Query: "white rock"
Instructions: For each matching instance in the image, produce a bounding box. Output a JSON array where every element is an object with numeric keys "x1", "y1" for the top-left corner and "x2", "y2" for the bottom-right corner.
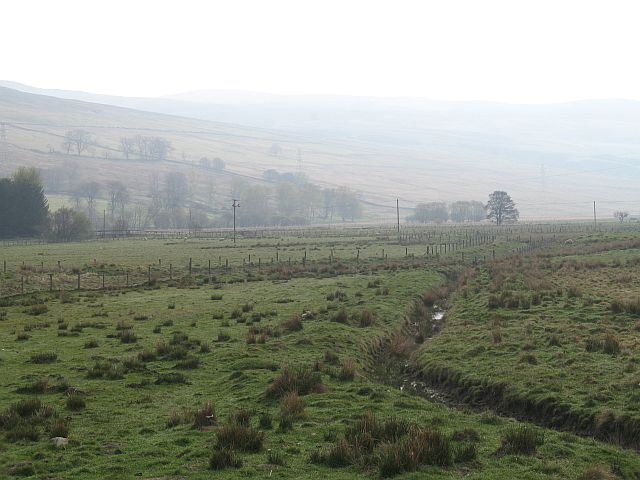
[{"x1": 50, "y1": 437, "x2": 68, "y2": 448}]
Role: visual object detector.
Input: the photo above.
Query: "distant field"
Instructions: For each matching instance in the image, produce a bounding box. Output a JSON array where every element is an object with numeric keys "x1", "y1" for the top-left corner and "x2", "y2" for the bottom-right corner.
[
  {"x1": 0, "y1": 223, "x2": 560, "y2": 296},
  {"x1": 1, "y1": 223, "x2": 640, "y2": 479}
]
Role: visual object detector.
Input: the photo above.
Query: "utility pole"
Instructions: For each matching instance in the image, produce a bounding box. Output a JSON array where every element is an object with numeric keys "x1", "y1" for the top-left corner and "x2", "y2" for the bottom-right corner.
[
  {"x1": 593, "y1": 201, "x2": 597, "y2": 228},
  {"x1": 396, "y1": 199, "x2": 400, "y2": 240},
  {"x1": 232, "y1": 199, "x2": 240, "y2": 244},
  {"x1": 103, "y1": 210, "x2": 106, "y2": 239}
]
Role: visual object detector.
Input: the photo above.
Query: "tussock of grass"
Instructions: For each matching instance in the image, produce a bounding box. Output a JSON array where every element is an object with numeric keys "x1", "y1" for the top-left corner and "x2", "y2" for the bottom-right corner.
[
  {"x1": 358, "y1": 308, "x2": 375, "y2": 327},
  {"x1": 496, "y1": 425, "x2": 543, "y2": 456},
  {"x1": 87, "y1": 359, "x2": 126, "y2": 380},
  {"x1": 281, "y1": 314, "x2": 303, "y2": 332},
  {"x1": 193, "y1": 401, "x2": 217, "y2": 429},
  {"x1": 266, "y1": 450, "x2": 285, "y2": 465},
  {"x1": 312, "y1": 412, "x2": 454, "y2": 477},
  {"x1": 259, "y1": 413, "x2": 273, "y2": 430},
  {"x1": 66, "y1": 393, "x2": 86, "y2": 411},
  {"x1": 266, "y1": 366, "x2": 325, "y2": 398},
  {"x1": 577, "y1": 465, "x2": 616, "y2": 480},
  {"x1": 209, "y1": 447, "x2": 242, "y2": 470},
  {"x1": 30, "y1": 352, "x2": 57, "y2": 364},
  {"x1": 331, "y1": 308, "x2": 348, "y2": 324},
  {"x1": 216, "y1": 422, "x2": 264, "y2": 452},
  {"x1": 280, "y1": 392, "x2": 305, "y2": 420},
  {"x1": 338, "y1": 359, "x2": 356, "y2": 381}
]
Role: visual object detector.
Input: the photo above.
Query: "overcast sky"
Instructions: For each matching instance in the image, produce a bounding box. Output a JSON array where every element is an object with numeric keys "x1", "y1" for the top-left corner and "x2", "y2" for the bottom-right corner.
[{"x1": 3, "y1": 0, "x2": 639, "y2": 103}]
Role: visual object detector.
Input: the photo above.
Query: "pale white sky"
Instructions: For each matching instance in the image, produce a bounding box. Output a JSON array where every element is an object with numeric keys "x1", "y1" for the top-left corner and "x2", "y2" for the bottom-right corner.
[{"x1": 3, "y1": 0, "x2": 640, "y2": 103}]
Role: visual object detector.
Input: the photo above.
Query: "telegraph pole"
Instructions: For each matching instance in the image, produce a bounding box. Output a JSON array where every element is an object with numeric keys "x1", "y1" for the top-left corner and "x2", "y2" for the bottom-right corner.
[
  {"x1": 396, "y1": 199, "x2": 400, "y2": 240},
  {"x1": 593, "y1": 201, "x2": 597, "y2": 228},
  {"x1": 232, "y1": 199, "x2": 240, "y2": 244}
]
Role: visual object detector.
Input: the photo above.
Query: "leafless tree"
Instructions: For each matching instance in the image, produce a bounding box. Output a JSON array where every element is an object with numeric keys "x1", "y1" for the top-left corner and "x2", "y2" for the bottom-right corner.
[
  {"x1": 148, "y1": 137, "x2": 172, "y2": 161},
  {"x1": 78, "y1": 181, "x2": 101, "y2": 217},
  {"x1": 135, "y1": 135, "x2": 150, "y2": 160},
  {"x1": 614, "y1": 210, "x2": 629, "y2": 222},
  {"x1": 120, "y1": 137, "x2": 135, "y2": 160},
  {"x1": 164, "y1": 172, "x2": 188, "y2": 208},
  {"x1": 149, "y1": 173, "x2": 162, "y2": 208},
  {"x1": 63, "y1": 129, "x2": 93, "y2": 156},
  {"x1": 107, "y1": 181, "x2": 129, "y2": 216}
]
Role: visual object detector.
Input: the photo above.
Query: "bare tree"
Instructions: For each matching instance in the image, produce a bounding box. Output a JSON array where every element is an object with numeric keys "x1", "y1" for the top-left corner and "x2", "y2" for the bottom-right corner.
[
  {"x1": 614, "y1": 210, "x2": 629, "y2": 222},
  {"x1": 148, "y1": 137, "x2": 172, "y2": 161},
  {"x1": 78, "y1": 181, "x2": 101, "y2": 219},
  {"x1": 164, "y1": 172, "x2": 188, "y2": 208},
  {"x1": 128, "y1": 204, "x2": 150, "y2": 230},
  {"x1": 149, "y1": 173, "x2": 162, "y2": 208},
  {"x1": 61, "y1": 137, "x2": 73, "y2": 154},
  {"x1": 135, "y1": 135, "x2": 150, "y2": 160},
  {"x1": 63, "y1": 129, "x2": 93, "y2": 156},
  {"x1": 212, "y1": 157, "x2": 225, "y2": 171},
  {"x1": 107, "y1": 181, "x2": 129, "y2": 216},
  {"x1": 120, "y1": 137, "x2": 135, "y2": 160}
]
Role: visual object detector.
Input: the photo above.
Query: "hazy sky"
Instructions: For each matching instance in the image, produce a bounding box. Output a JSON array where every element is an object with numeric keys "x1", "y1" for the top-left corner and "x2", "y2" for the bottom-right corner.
[{"x1": 3, "y1": 0, "x2": 640, "y2": 103}]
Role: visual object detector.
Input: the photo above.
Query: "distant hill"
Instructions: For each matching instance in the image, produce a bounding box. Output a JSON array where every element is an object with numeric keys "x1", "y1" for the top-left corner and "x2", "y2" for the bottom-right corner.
[{"x1": 2, "y1": 81, "x2": 640, "y2": 220}]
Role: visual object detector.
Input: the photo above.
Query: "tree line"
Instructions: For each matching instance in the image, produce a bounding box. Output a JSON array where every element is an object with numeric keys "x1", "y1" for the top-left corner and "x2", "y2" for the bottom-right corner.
[
  {"x1": 408, "y1": 192, "x2": 520, "y2": 225},
  {"x1": 60, "y1": 129, "x2": 173, "y2": 162},
  {"x1": 1, "y1": 165, "x2": 520, "y2": 241},
  {"x1": 0, "y1": 168, "x2": 91, "y2": 241},
  {"x1": 61, "y1": 169, "x2": 363, "y2": 232}
]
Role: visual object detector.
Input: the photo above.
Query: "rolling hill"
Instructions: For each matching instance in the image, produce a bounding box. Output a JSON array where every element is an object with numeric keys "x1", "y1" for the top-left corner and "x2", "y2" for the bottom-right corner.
[{"x1": 1, "y1": 82, "x2": 640, "y2": 220}]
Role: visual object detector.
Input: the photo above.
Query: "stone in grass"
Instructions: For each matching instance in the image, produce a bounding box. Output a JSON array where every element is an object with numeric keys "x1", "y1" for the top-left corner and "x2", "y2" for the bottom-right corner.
[{"x1": 50, "y1": 436, "x2": 69, "y2": 448}]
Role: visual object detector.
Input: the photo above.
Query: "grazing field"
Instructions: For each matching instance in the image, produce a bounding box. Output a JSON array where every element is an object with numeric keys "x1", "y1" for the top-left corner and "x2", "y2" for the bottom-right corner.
[
  {"x1": 0, "y1": 223, "x2": 581, "y2": 296},
  {"x1": 1, "y1": 224, "x2": 640, "y2": 479}
]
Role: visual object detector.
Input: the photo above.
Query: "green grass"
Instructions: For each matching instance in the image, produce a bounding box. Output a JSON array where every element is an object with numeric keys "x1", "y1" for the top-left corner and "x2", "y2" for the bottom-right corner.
[
  {"x1": 1, "y1": 228, "x2": 640, "y2": 478},
  {"x1": 415, "y1": 232, "x2": 640, "y2": 448}
]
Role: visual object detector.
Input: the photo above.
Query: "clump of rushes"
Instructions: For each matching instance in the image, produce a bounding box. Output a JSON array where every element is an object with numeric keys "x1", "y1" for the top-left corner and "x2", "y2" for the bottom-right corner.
[{"x1": 266, "y1": 366, "x2": 325, "y2": 398}]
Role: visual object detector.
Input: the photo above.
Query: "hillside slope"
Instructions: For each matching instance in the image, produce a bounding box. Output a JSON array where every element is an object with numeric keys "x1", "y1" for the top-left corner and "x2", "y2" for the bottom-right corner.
[{"x1": 1, "y1": 83, "x2": 640, "y2": 219}]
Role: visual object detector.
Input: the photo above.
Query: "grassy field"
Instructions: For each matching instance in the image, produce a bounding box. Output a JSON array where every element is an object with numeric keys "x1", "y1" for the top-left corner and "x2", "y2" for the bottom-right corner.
[
  {"x1": 414, "y1": 231, "x2": 640, "y2": 448},
  {"x1": 1, "y1": 224, "x2": 640, "y2": 478},
  {"x1": 0, "y1": 223, "x2": 531, "y2": 296}
]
